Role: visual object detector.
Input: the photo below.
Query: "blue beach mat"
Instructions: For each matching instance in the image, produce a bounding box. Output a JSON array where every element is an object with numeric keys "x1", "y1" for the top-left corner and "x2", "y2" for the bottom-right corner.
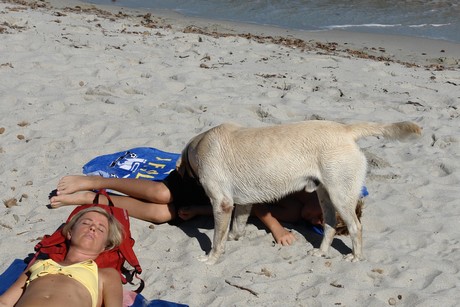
[
  {"x1": 0, "y1": 259, "x2": 27, "y2": 295},
  {"x1": 130, "y1": 293, "x2": 187, "y2": 307},
  {"x1": 83, "y1": 147, "x2": 180, "y2": 181},
  {"x1": 0, "y1": 259, "x2": 187, "y2": 307}
]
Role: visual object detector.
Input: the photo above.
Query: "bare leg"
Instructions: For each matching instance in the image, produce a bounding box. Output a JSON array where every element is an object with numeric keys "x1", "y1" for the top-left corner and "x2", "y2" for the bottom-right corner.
[
  {"x1": 56, "y1": 175, "x2": 172, "y2": 203},
  {"x1": 51, "y1": 175, "x2": 175, "y2": 223},
  {"x1": 50, "y1": 190, "x2": 175, "y2": 223}
]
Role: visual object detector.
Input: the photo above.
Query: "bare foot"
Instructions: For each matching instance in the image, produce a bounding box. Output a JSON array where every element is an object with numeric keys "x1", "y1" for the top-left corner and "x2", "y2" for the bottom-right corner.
[
  {"x1": 49, "y1": 191, "x2": 95, "y2": 208},
  {"x1": 56, "y1": 175, "x2": 102, "y2": 195}
]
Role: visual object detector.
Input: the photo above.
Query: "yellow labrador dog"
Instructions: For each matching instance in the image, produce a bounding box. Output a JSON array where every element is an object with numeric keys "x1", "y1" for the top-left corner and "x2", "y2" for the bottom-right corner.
[{"x1": 179, "y1": 120, "x2": 422, "y2": 264}]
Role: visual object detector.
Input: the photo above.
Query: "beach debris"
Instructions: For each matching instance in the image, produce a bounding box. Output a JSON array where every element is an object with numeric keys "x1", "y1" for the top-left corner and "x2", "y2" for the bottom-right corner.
[
  {"x1": 225, "y1": 279, "x2": 259, "y2": 297},
  {"x1": 0, "y1": 63, "x2": 13, "y2": 68},
  {"x1": 255, "y1": 73, "x2": 281, "y2": 79},
  {"x1": 53, "y1": 11, "x2": 67, "y2": 17},
  {"x1": 0, "y1": 223, "x2": 12, "y2": 230},
  {"x1": 4, "y1": 198, "x2": 18, "y2": 208},
  {"x1": 330, "y1": 281, "x2": 344, "y2": 288},
  {"x1": 388, "y1": 297, "x2": 397, "y2": 305},
  {"x1": 256, "y1": 104, "x2": 270, "y2": 120},
  {"x1": 0, "y1": 127, "x2": 5, "y2": 134},
  {"x1": 406, "y1": 101, "x2": 424, "y2": 107},
  {"x1": 245, "y1": 267, "x2": 274, "y2": 277},
  {"x1": 139, "y1": 13, "x2": 169, "y2": 29},
  {"x1": 17, "y1": 134, "x2": 25, "y2": 140},
  {"x1": 200, "y1": 55, "x2": 211, "y2": 61},
  {"x1": 338, "y1": 88, "x2": 344, "y2": 97},
  {"x1": 0, "y1": 21, "x2": 27, "y2": 32},
  {"x1": 17, "y1": 120, "x2": 29, "y2": 127},
  {"x1": 19, "y1": 193, "x2": 28, "y2": 202},
  {"x1": 430, "y1": 134, "x2": 438, "y2": 147},
  {"x1": 371, "y1": 268, "x2": 384, "y2": 274}
]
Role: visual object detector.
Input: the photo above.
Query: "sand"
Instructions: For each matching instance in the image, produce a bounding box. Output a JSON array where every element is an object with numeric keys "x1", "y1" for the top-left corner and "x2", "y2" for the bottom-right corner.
[{"x1": 1, "y1": 0, "x2": 459, "y2": 306}]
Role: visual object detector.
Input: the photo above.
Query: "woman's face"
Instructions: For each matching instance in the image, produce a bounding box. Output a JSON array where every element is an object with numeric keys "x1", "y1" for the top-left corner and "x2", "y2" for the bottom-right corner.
[{"x1": 69, "y1": 211, "x2": 110, "y2": 254}]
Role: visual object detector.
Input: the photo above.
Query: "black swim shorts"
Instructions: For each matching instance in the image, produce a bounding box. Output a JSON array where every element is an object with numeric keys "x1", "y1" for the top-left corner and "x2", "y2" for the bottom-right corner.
[{"x1": 162, "y1": 169, "x2": 211, "y2": 215}]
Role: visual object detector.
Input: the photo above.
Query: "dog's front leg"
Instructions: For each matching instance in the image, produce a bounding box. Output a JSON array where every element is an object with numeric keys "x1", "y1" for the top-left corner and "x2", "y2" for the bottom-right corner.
[
  {"x1": 198, "y1": 197, "x2": 234, "y2": 265},
  {"x1": 228, "y1": 204, "x2": 252, "y2": 241}
]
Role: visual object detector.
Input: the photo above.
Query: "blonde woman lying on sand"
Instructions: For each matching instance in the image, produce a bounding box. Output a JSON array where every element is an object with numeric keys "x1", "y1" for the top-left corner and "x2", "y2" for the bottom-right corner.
[
  {"x1": 50, "y1": 172, "x2": 362, "y2": 246},
  {"x1": 0, "y1": 207, "x2": 124, "y2": 307}
]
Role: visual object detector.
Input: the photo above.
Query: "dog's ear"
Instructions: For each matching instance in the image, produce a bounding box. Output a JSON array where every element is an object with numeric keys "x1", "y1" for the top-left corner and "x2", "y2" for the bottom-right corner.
[
  {"x1": 175, "y1": 156, "x2": 182, "y2": 169},
  {"x1": 176, "y1": 156, "x2": 186, "y2": 177}
]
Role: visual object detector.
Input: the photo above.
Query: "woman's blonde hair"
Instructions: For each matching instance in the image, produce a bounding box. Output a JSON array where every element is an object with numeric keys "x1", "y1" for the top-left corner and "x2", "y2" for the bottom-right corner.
[{"x1": 62, "y1": 206, "x2": 124, "y2": 250}]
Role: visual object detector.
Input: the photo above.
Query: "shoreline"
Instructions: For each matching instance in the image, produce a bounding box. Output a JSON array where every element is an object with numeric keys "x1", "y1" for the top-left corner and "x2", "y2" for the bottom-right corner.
[
  {"x1": 12, "y1": 0, "x2": 460, "y2": 70},
  {"x1": 71, "y1": 0, "x2": 460, "y2": 45}
]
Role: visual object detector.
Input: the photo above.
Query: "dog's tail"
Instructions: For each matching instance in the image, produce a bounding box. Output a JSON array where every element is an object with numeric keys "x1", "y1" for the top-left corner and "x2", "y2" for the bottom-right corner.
[{"x1": 346, "y1": 121, "x2": 422, "y2": 141}]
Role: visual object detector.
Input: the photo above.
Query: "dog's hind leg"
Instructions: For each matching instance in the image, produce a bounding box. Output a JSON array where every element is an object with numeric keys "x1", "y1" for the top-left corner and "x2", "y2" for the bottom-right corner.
[
  {"x1": 308, "y1": 185, "x2": 337, "y2": 258},
  {"x1": 228, "y1": 204, "x2": 252, "y2": 241},
  {"x1": 198, "y1": 195, "x2": 234, "y2": 265},
  {"x1": 333, "y1": 194, "x2": 363, "y2": 262},
  {"x1": 326, "y1": 174, "x2": 364, "y2": 261}
]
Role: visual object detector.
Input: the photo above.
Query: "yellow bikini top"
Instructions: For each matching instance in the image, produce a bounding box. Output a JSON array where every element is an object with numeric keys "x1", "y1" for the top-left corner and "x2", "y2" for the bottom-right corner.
[{"x1": 27, "y1": 259, "x2": 98, "y2": 307}]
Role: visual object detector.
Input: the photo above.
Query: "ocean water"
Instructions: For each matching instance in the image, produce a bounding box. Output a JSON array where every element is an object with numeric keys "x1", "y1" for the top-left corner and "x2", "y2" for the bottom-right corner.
[{"x1": 83, "y1": 0, "x2": 460, "y2": 43}]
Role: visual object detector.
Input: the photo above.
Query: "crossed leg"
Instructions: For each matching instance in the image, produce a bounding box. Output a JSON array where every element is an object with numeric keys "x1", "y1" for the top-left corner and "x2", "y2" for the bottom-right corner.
[{"x1": 49, "y1": 175, "x2": 176, "y2": 223}]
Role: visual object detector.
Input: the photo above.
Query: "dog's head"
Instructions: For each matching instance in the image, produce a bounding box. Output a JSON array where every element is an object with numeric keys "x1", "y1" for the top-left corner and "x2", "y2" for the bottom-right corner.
[{"x1": 177, "y1": 143, "x2": 199, "y2": 180}]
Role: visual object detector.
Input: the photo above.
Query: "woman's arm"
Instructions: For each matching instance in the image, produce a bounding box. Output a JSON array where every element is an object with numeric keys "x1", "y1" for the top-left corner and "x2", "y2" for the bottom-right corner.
[
  {"x1": 0, "y1": 272, "x2": 28, "y2": 307},
  {"x1": 251, "y1": 203, "x2": 298, "y2": 246},
  {"x1": 100, "y1": 268, "x2": 122, "y2": 307}
]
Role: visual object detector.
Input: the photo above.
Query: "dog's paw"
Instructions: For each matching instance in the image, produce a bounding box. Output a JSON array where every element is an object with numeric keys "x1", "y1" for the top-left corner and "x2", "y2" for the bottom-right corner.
[
  {"x1": 228, "y1": 231, "x2": 243, "y2": 241},
  {"x1": 197, "y1": 254, "x2": 218, "y2": 265},
  {"x1": 197, "y1": 254, "x2": 209, "y2": 262},
  {"x1": 343, "y1": 253, "x2": 365, "y2": 262},
  {"x1": 308, "y1": 248, "x2": 328, "y2": 258}
]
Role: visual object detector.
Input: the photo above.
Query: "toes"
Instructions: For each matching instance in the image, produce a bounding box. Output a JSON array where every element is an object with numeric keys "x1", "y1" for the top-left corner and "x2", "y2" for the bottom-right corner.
[{"x1": 48, "y1": 196, "x2": 62, "y2": 208}]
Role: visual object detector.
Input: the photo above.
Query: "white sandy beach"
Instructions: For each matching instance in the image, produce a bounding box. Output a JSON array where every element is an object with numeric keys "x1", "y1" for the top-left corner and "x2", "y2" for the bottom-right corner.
[{"x1": 1, "y1": 0, "x2": 459, "y2": 306}]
